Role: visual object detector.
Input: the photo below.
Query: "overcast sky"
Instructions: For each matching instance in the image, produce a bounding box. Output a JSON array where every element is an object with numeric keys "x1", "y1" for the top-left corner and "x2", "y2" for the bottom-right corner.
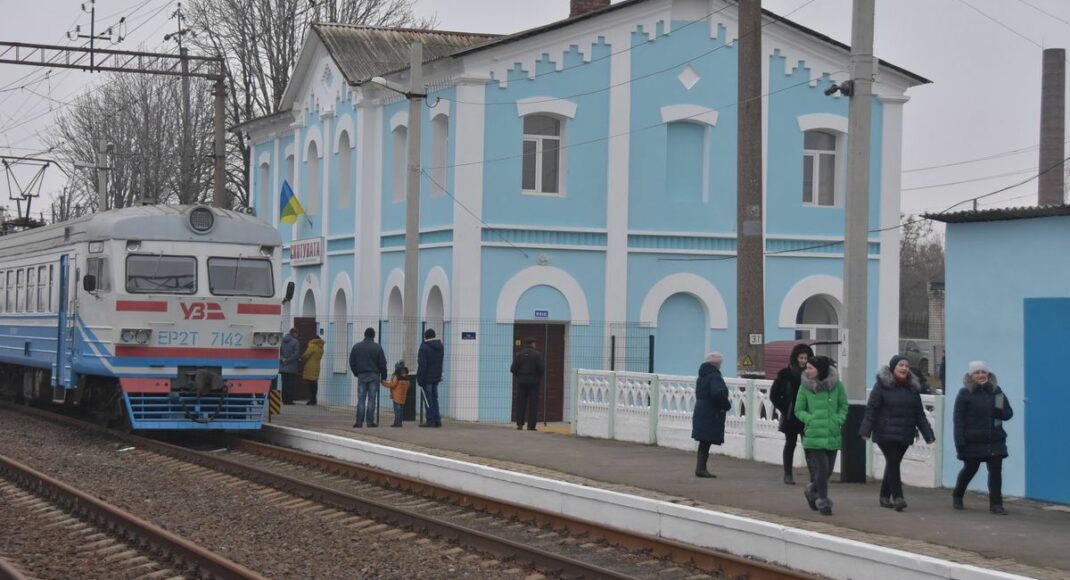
[{"x1": 2, "y1": 0, "x2": 1068, "y2": 223}]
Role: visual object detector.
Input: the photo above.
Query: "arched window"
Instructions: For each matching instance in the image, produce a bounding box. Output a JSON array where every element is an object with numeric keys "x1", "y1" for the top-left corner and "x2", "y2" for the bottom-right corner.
[
  {"x1": 332, "y1": 289, "x2": 350, "y2": 373},
  {"x1": 258, "y1": 162, "x2": 270, "y2": 219},
  {"x1": 306, "y1": 141, "x2": 320, "y2": 215},
  {"x1": 665, "y1": 121, "x2": 707, "y2": 201},
  {"x1": 392, "y1": 126, "x2": 407, "y2": 203},
  {"x1": 337, "y1": 131, "x2": 352, "y2": 209},
  {"x1": 522, "y1": 114, "x2": 562, "y2": 195},
  {"x1": 431, "y1": 114, "x2": 448, "y2": 196},
  {"x1": 803, "y1": 130, "x2": 838, "y2": 206},
  {"x1": 285, "y1": 153, "x2": 295, "y2": 192}
]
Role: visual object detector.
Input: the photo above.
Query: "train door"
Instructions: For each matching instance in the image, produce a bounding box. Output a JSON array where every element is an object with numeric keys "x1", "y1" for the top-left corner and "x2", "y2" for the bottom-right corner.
[
  {"x1": 292, "y1": 317, "x2": 318, "y2": 401},
  {"x1": 53, "y1": 255, "x2": 73, "y2": 389},
  {"x1": 512, "y1": 322, "x2": 565, "y2": 423}
]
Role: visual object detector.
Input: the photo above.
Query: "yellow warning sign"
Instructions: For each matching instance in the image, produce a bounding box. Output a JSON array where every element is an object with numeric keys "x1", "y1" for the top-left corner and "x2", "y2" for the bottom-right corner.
[
  {"x1": 268, "y1": 389, "x2": 282, "y2": 416},
  {"x1": 740, "y1": 356, "x2": 754, "y2": 368}
]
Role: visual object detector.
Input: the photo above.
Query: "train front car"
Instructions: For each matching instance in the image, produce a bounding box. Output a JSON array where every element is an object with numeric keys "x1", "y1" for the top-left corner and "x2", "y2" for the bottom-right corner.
[{"x1": 78, "y1": 206, "x2": 286, "y2": 430}]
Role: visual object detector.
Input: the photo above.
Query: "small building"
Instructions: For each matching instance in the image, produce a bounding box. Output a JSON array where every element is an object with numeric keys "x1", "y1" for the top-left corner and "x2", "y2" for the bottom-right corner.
[
  {"x1": 928, "y1": 205, "x2": 1070, "y2": 503},
  {"x1": 240, "y1": 0, "x2": 927, "y2": 424}
]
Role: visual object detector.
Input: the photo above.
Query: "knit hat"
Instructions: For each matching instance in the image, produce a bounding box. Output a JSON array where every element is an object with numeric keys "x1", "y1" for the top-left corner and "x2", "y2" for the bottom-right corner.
[
  {"x1": 394, "y1": 360, "x2": 408, "y2": 374},
  {"x1": 810, "y1": 356, "x2": 832, "y2": 381},
  {"x1": 967, "y1": 360, "x2": 989, "y2": 374},
  {"x1": 888, "y1": 354, "x2": 909, "y2": 370}
]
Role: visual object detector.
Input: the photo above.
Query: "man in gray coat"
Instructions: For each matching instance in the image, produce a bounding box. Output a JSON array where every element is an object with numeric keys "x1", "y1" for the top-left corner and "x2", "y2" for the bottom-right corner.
[
  {"x1": 349, "y1": 327, "x2": 387, "y2": 427},
  {"x1": 278, "y1": 328, "x2": 300, "y2": 404}
]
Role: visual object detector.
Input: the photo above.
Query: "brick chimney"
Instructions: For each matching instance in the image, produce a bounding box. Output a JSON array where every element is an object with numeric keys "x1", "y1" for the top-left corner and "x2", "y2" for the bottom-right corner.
[
  {"x1": 571, "y1": 0, "x2": 611, "y2": 18},
  {"x1": 1038, "y1": 48, "x2": 1066, "y2": 206}
]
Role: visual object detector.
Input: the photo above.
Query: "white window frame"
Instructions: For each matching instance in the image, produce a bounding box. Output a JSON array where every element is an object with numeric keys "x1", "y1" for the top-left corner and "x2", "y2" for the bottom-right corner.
[
  {"x1": 430, "y1": 112, "x2": 449, "y2": 197},
  {"x1": 521, "y1": 114, "x2": 566, "y2": 196},
  {"x1": 797, "y1": 114, "x2": 848, "y2": 208},
  {"x1": 516, "y1": 97, "x2": 577, "y2": 198},
  {"x1": 802, "y1": 130, "x2": 839, "y2": 207}
]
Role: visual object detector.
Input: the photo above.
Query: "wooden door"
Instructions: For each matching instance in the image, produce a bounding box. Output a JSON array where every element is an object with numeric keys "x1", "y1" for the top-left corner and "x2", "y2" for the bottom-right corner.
[
  {"x1": 292, "y1": 317, "x2": 318, "y2": 401},
  {"x1": 512, "y1": 323, "x2": 565, "y2": 423}
]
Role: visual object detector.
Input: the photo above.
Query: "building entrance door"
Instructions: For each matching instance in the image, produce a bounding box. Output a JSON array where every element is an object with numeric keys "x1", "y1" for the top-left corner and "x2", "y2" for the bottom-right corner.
[
  {"x1": 1024, "y1": 298, "x2": 1070, "y2": 504},
  {"x1": 292, "y1": 317, "x2": 318, "y2": 402},
  {"x1": 512, "y1": 323, "x2": 565, "y2": 423}
]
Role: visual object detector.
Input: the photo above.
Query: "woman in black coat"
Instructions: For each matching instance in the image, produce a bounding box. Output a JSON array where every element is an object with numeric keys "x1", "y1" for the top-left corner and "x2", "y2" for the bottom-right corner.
[
  {"x1": 691, "y1": 352, "x2": 732, "y2": 478},
  {"x1": 859, "y1": 355, "x2": 935, "y2": 511},
  {"x1": 769, "y1": 343, "x2": 813, "y2": 485},
  {"x1": 953, "y1": 361, "x2": 1013, "y2": 514}
]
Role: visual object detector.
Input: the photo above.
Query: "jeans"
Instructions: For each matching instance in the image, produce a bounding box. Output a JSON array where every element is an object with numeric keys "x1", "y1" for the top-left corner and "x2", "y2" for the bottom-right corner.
[
  {"x1": 422, "y1": 381, "x2": 441, "y2": 425},
  {"x1": 877, "y1": 442, "x2": 909, "y2": 499},
  {"x1": 805, "y1": 449, "x2": 838, "y2": 502},
  {"x1": 391, "y1": 402, "x2": 403, "y2": 425},
  {"x1": 355, "y1": 374, "x2": 379, "y2": 425},
  {"x1": 515, "y1": 382, "x2": 539, "y2": 428},
  {"x1": 954, "y1": 457, "x2": 1004, "y2": 506}
]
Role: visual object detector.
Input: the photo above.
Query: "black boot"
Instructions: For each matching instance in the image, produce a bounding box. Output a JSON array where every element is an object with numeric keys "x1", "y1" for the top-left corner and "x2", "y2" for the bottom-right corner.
[
  {"x1": 953, "y1": 496, "x2": 964, "y2": 510},
  {"x1": 695, "y1": 449, "x2": 715, "y2": 478}
]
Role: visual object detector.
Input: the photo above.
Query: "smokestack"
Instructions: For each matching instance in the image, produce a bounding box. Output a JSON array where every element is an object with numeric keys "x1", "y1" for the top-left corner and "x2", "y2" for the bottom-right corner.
[
  {"x1": 1038, "y1": 48, "x2": 1065, "y2": 206},
  {"x1": 570, "y1": 0, "x2": 611, "y2": 18}
]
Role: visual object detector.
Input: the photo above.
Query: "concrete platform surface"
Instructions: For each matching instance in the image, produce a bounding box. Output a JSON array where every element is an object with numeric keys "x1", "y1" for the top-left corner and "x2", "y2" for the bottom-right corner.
[{"x1": 268, "y1": 405, "x2": 1068, "y2": 579}]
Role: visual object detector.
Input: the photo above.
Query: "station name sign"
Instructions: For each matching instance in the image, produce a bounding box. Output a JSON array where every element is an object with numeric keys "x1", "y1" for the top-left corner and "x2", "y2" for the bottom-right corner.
[{"x1": 290, "y1": 237, "x2": 323, "y2": 266}]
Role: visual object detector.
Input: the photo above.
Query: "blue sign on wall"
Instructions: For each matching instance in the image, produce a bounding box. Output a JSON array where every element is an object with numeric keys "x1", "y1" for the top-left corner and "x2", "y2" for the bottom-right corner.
[
  {"x1": 534, "y1": 310, "x2": 549, "y2": 319},
  {"x1": 461, "y1": 331, "x2": 477, "y2": 340}
]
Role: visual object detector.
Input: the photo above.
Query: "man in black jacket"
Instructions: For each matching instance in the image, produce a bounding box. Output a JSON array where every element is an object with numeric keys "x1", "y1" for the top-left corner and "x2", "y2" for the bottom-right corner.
[
  {"x1": 349, "y1": 327, "x2": 387, "y2": 428},
  {"x1": 417, "y1": 328, "x2": 445, "y2": 427},
  {"x1": 510, "y1": 337, "x2": 545, "y2": 431}
]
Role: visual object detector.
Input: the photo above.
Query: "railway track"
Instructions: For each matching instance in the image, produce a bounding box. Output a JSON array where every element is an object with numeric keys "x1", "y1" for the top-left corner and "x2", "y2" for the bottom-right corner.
[
  {"x1": 0, "y1": 451, "x2": 263, "y2": 580},
  {"x1": 3, "y1": 403, "x2": 814, "y2": 579}
]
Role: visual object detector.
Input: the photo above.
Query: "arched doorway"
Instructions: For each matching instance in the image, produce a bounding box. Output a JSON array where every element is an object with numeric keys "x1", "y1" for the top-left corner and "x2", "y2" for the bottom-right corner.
[
  {"x1": 385, "y1": 286, "x2": 404, "y2": 365},
  {"x1": 291, "y1": 289, "x2": 319, "y2": 402},
  {"x1": 656, "y1": 293, "x2": 706, "y2": 375},
  {"x1": 796, "y1": 295, "x2": 840, "y2": 359},
  {"x1": 425, "y1": 286, "x2": 444, "y2": 337}
]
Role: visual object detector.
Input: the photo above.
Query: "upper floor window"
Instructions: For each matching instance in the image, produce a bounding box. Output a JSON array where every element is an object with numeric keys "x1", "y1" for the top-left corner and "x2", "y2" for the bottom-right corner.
[
  {"x1": 666, "y1": 121, "x2": 707, "y2": 201},
  {"x1": 305, "y1": 141, "x2": 320, "y2": 216},
  {"x1": 392, "y1": 125, "x2": 408, "y2": 203},
  {"x1": 337, "y1": 130, "x2": 352, "y2": 209},
  {"x1": 258, "y1": 162, "x2": 270, "y2": 219},
  {"x1": 430, "y1": 114, "x2": 448, "y2": 196},
  {"x1": 522, "y1": 114, "x2": 562, "y2": 195},
  {"x1": 803, "y1": 130, "x2": 837, "y2": 207}
]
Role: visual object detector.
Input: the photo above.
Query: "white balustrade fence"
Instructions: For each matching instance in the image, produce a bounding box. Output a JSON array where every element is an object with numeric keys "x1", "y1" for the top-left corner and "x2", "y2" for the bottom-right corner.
[{"x1": 574, "y1": 369, "x2": 944, "y2": 488}]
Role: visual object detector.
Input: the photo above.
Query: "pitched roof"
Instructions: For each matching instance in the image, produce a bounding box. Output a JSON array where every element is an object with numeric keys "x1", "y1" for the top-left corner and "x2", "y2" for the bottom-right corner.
[
  {"x1": 311, "y1": 24, "x2": 499, "y2": 85},
  {"x1": 925, "y1": 204, "x2": 1070, "y2": 224}
]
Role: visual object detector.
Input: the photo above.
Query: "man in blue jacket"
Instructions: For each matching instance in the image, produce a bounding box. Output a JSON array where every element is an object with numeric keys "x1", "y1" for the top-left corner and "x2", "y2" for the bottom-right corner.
[
  {"x1": 278, "y1": 328, "x2": 300, "y2": 404},
  {"x1": 349, "y1": 327, "x2": 387, "y2": 428},
  {"x1": 417, "y1": 328, "x2": 444, "y2": 428}
]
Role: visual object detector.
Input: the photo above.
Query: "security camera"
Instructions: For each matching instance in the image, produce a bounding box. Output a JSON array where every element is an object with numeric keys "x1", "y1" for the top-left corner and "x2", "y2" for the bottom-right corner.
[{"x1": 823, "y1": 83, "x2": 840, "y2": 96}]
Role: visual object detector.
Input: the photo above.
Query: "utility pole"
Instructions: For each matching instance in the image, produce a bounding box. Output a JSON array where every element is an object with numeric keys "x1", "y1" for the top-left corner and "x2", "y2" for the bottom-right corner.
[
  {"x1": 165, "y1": 2, "x2": 195, "y2": 205},
  {"x1": 403, "y1": 42, "x2": 425, "y2": 379},
  {"x1": 840, "y1": 0, "x2": 876, "y2": 483},
  {"x1": 94, "y1": 139, "x2": 112, "y2": 211},
  {"x1": 68, "y1": 0, "x2": 125, "y2": 71},
  {"x1": 737, "y1": 0, "x2": 764, "y2": 378}
]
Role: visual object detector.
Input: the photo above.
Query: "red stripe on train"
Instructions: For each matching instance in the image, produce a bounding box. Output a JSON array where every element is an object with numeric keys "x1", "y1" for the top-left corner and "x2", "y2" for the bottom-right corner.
[
  {"x1": 119, "y1": 378, "x2": 271, "y2": 394},
  {"x1": 115, "y1": 346, "x2": 279, "y2": 359},
  {"x1": 116, "y1": 300, "x2": 168, "y2": 312},
  {"x1": 237, "y1": 303, "x2": 282, "y2": 315}
]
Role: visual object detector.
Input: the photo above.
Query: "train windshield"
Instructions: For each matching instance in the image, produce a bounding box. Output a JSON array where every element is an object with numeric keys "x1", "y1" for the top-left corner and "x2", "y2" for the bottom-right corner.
[
  {"x1": 208, "y1": 257, "x2": 274, "y2": 297},
  {"x1": 126, "y1": 255, "x2": 197, "y2": 294}
]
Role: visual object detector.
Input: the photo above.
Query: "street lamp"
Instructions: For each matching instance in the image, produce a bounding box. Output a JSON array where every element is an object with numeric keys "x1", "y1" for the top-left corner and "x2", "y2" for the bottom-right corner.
[{"x1": 370, "y1": 43, "x2": 425, "y2": 391}]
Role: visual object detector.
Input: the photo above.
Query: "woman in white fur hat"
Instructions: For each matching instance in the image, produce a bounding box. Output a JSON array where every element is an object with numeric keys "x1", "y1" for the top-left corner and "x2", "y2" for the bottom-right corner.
[{"x1": 952, "y1": 361, "x2": 1014, "y2": 514}]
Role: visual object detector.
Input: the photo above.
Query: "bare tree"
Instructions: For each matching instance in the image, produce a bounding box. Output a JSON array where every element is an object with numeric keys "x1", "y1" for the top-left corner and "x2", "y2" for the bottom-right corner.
[
  {"x1": 899, "y1": 215, "x2": 945, "y2": 338},
  {"x1": 187, "y1": 0, "x2": 434, "y2": 210}
]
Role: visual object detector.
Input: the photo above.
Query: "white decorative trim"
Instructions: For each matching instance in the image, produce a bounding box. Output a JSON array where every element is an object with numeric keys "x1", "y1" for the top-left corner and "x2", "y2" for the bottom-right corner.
[
  {"x1": 283, "y1": 143, "x2": 295, "y2": 164},
  {"x1": 421, "y1": 265, "x2": 451, "y2": 321},
  {"x1": 638, "y1": 273, "x2": 729, "y2": 330},
  {"x1": 778, "y1": 275, "x2": 843, "y2": 328},
  {"x1": 429, "y1": 98, "x2": 450, "y2": 120},
  {"x1": 298, "y1": 272, "x2": 322, "y2": 317},
  {"x1": 381, "y1": 268, "x2": 405, "y2": 317},
  {"x1": 660, "y1": 104, "x2": 719, "y2": 127},
  {"x1": 301, "y1": 126, "x2": 323, "y2": 161},
  {"x1": 797, "y1": 113, "x2": 849, "y2": 134},
  {"x1": 516, "y1": 97, "x2": 578, "y2": 119},
  {"x1": 496, "y1": 266, "x2": 590, "y2": 325},
  {"x1": 257, "y1": 151, "x2": 272, "y2": 166},
  {"x1": 389, "y1": 111, "x2": 408, "y2": 131},
  {"x1": 333, "y1": 114, "x2": 355, "y2": 150},
  {"x1": 330, "y1": 271, "x2": 353, "y2": 317}
]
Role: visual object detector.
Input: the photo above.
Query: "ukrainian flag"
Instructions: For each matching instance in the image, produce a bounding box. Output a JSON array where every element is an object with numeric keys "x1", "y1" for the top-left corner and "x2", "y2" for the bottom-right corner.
[{"x1": 279, "y1": 180, "x2": 305, "y2": 224}]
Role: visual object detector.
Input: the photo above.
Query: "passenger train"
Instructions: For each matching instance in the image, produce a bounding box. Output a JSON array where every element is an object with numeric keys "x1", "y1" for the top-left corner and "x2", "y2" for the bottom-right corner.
[{"x1": 0, "y1": 205, "x2": 292, "y2": 430}]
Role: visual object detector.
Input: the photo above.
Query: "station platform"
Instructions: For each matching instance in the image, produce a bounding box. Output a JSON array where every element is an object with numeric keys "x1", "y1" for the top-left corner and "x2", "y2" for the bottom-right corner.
[{"x1": 266, "y1": 405, "x2": 1068, "y2": 579}]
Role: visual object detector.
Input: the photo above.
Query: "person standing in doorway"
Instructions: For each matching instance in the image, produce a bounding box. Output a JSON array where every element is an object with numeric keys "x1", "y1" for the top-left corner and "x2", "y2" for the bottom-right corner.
[
  {"x1": 300, "y1": 330, "x2": 325, "y2": 405},
  {"x1": 279, "y1": 328, "x2": 300, "y2": 405},
  {"x1": 349, "y1": 327, "x2": 387, "y2": 428},
  {"x1": 952, "y1": 361, "x2": 1013, "y2": 515},
  {"x1": 691, "y1": 352, "x2": 732, "y2": 478},
  {"x1": 417, "y1": 328, "x2": 444, "y2": 428},
  {"x1": 859, "y1": 355, "x2": 936, "y2": 511},
  {"x1": 795, "y1": 356, "x2": 848, "y2": 516},
  {"x1": 770, "y1": 343, "x2": 813, "y2": 485},
  {"x1": 511, "y1": 337, "x2": 545, "y2": 431}
]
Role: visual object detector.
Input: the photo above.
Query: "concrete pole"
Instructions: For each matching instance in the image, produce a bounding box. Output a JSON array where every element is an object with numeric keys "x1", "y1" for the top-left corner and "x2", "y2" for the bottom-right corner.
[
  {"x1": 180, "y1": 46, "x2": 193, "y2": 204},
  {"x1": 97, "y1": 138, "x2": 108, "y2": 212},
  {"x1": 403, "y1": 42, "x2": 424, "y2": 373},
  {"x1": 212, "y1": 77, "x2": 229, "y2": 209},
  {"x1": 737, "y1": 0, "x2": 765, "y2": 377},
  {"x1": 840, "y1": 0, "x2": 876, "y2": 483},
  {"x1": 1038, "y1": 48, "x2": 1065, "y2": 206}
]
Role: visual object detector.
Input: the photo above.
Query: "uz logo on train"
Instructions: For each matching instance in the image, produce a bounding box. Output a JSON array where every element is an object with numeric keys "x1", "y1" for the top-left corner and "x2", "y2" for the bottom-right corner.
[{"x1": 180, "y1": 302, "x2": 224, "y2": 320}]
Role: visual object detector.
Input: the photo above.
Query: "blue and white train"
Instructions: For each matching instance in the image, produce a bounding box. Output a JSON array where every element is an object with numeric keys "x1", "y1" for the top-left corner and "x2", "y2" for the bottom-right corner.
[{"x1": 0, "y1": 205, "x2": 291, "y2": 430}]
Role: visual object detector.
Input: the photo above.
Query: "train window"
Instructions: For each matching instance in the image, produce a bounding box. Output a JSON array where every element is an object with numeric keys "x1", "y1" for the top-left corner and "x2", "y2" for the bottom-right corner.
[
  {"x1": 16, "y1": 269, "x2": 24, "y2": 313},
  {"x1": 4, "y1": 271, "x2": 11, "y2": 312},
  {"x1": 207, "y1": 257, "x2": 273, "y2": 297},
  {"x1": 126, "y1": 255, "x2": 197, "y2": 294},
  {"x1": 27, "y1": 267, "x2": 36, "y2": 312},
  {"x1": 37, "y1": 266, "x2": 48, "y2": 312},
  {"x1": 48, "y1": 265, "x2": 54, "y2": 312},
  {"x1": 86, "y1": 257, "x2": 111, "y2": 293}
]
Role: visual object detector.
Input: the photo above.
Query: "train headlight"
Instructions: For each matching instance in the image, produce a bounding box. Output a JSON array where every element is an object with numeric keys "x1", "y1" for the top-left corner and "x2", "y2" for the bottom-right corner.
[
  {"x1": 252, "y1": 333, "x2": 265, "y2": 347},
  {"x1": 266, "y1": 333, "x2": 280, "y2": 346},
  {"x1": 120, "y1": 329, "x2": 152, "y2": 344},
  {"x1": 253, "y1": 332, "x2": 282, "y2": 347},
  {"x1": 188, "y1": 206, "x2": 216, "y2": 234},
  {"x1": 120, "y1": 329, "x2": 137, "y2": 343},
  {"x1": 135, "y1": 329, "x2": 152, "y2": 344}
]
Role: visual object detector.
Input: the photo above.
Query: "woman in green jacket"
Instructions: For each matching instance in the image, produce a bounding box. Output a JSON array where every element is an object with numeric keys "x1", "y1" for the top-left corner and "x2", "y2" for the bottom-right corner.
[{"x1": 794, "y1": 355, "x2": 848, "y2": 516}]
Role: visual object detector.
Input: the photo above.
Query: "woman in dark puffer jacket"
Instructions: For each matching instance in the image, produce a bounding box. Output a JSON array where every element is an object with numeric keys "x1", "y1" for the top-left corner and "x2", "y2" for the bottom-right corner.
[
  {"x1": 953, "y1": 361, "x2": 1013, "y2": 514},
  {"x1": 770, "y1": 343, "x2": 813, "y2": 485},
  {"x1": 859, "y1": 355, "x2": 935, "y2": 511}
]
